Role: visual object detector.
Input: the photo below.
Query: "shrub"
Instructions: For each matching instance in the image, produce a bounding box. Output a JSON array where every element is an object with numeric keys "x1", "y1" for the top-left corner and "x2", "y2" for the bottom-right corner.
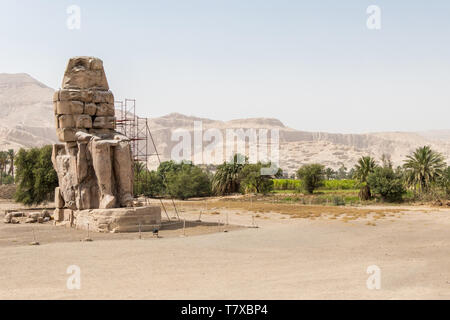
[
  {"x1": 240, "y1": 163, "x2": 274, "y2": 194},
  {"x1": 367, "y1": 166, "x2": 405, "y2": 202},
  {"x1": 439, "y1": 166, "x2": 450, "y2": 198},
  {"x1": 134, "y1": 170, "x2": 165, "y2": 197},
  {"x1": 14, "y1": 145, "x2": 58, "y2": 205},
  {"x1": 296, "y1": 164, "x2": 325, "y2": 194},
  {"x1": 165, "y1": 165, "x2": 211, "y2": 200}
]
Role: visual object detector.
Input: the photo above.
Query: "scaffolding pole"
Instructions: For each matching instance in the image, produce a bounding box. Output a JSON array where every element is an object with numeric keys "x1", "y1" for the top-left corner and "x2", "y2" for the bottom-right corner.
[{"x1": 115, "y1": 99, "x2": 180, "y2": 221}]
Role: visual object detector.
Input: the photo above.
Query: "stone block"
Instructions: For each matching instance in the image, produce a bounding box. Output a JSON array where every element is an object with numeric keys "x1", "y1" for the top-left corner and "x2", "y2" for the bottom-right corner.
[
  {"x1": 56, "y1": 100, "x2": 84, "y2": 115},
  {"x1": 53, "y1": 91, "x2": 60, "y2": 102},
  {"x1": 74, "y1": 206, "x2": 162, "y2": 233},
  {"x1": 93, "y1": 116, "x2": 115, "y2": 129},
  {"x1": 62, "y1": 57, "x2": 109, "y2": 90},
  {"x1": 56, "y1": 128, "x2": 77, "y2": 142},
  {"x1": 53, "y1": 208, "x2": 64, "y2": 222},
  {"x1": 58, "y1": 89, "x2": 94, "y2": 103},
  {"x1": 93, "y1": 91, "x2": 114, "y2": 104},
  {"x1": 96, "y1": 103, "x2": 115, "y2": 116},
  {"x1": 84, "y1": 103, "x2": 97, "y2": 116},
  {"x1": 55, "y1": 187, "x2": 64, "y2": 209},
  {"x1": 58, "y1": 115, "x2": 75, "y2": 128},
  {"x1": 74, "y1": 114, "x2": 92, "y2": 128}
]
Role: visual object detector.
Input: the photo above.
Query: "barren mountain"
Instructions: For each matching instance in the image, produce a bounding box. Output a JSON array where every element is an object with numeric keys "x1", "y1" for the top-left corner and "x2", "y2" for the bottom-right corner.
[
  {"x1": 0, "y1": 74, "x2": 448, "y2": 175},
  {"x1": 0, "y1": 73, "x2": 57, "y2": 150},
  {"x1": 145, "y1": 113, "x2": 450, "y2": 174}
]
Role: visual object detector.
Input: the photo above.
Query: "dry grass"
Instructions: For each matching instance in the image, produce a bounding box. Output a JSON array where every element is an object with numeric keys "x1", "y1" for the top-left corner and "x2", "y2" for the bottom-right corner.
[{"x1": 172, "y1": 198, "x2": 405, "y2": 221}]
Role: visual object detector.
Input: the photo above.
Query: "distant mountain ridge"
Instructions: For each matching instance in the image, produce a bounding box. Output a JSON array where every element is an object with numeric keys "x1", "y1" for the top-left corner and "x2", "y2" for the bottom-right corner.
[
  {"x1": 0, "y1": 73, "x2": 448, "y2": 174},
  {"x1": 0, "y1": 73, "x2": 58, "y2": 150}
]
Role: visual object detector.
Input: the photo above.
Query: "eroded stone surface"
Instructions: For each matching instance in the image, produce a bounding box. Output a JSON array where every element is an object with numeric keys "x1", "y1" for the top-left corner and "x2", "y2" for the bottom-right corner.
[
  {"x1": 74, "y1": 207, "x2": 161, "y2": 233},
  {"x1": 52, "y1": 57, "x2": 134, "y2": 211}
]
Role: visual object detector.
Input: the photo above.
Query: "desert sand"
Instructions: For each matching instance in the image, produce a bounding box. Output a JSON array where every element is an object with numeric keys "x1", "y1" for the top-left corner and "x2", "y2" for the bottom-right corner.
[{"x1": 0, "y1": 198, "x2": 449, "y2": 300}]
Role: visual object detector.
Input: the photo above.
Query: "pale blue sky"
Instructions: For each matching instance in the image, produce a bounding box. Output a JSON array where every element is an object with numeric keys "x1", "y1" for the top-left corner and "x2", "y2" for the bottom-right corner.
[{"x1": 0, "y1": 0, "x2": 449, "y2": 133}]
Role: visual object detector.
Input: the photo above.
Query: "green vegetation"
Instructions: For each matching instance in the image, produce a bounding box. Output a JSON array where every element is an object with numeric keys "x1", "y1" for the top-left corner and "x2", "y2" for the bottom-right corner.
[
  {"x1": 14, "y1": 145, "x2": 58, "y2": 205},
  {"x1": 404, "y1": 146, "x2": 446, "y2": 194},
  {"x1": 440, "y1": 166, "x2": 450, "y2": 197},
  {"x1": 323, "y1": 179, "x2": 357, "y2": 190},
  {"x1": 0, "y1": 149, "x2": 15, "y2": 185},
  {"x1": 296, "y1": 164, "x2": 325, "y2": 194},
  {"x1": 11, "y1": 144, "x2": 448, "y2": 204},
  {"x1": 273, "y1": 179, "x2": 302, "y2": 191},
  {"x1": 211, "y1": 154, "x2": 246, "y2": 195},
  {"x1": 353, "y1": 156, "x2": 377, "y2": 200},
  {"x1": 165, "y1": 164, "x2": 211, "y2": 200},
  {"x1": 271, "y1": 146, "x2": 448, "y2": 204},
  {"x1": 272, "y1": 179, "x2": 357, "y2": 191},
  {"x1": 367, "y1": 166, "x2": 405, "y2": 202},
  {"x1": 135, "y1": 160, "x2": 211, "y2": 199},
  {"x1": 240, "y1": 162, "x2": 274, "y2": 194}
]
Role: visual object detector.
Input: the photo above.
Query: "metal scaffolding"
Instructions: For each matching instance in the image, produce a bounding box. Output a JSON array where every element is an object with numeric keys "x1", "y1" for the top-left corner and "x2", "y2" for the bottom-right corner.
[{"x1": 115, "y1": 99, "x2": 180, "y2": 221}]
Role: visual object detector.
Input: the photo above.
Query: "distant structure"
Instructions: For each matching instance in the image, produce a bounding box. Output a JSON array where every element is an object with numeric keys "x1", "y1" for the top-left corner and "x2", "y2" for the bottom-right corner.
[{"x1": 51, "y1": 56, "x2": 160, "y2": 232}]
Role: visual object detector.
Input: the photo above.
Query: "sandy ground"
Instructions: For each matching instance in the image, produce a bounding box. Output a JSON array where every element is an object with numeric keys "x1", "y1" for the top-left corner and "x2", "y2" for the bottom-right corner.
[{"x1": 0, "y1": 199, "x2": 449, "y2": 300}]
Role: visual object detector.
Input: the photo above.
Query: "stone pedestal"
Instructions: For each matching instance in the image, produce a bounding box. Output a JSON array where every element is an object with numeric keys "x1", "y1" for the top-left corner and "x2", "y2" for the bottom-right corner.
[{"x1": 68, "y1": 206, "x2": 161, "y2": 233}]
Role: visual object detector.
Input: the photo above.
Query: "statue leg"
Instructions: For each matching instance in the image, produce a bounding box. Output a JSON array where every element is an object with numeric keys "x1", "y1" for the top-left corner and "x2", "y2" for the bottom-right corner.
[
  {"x1": 91, "y1": 139, "x2": 116, "y2": 208},
  {"x1": 113, "y1": 141, "x2": 134, "y2": 207}
]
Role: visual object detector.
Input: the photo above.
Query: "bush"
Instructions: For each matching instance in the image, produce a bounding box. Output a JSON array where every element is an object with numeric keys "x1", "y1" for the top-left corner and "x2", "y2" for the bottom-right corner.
[
  {"x1": 165, "y1": 165, "x2": 211, "y2": 200},
  {"x1": 296, "y1": 164, "x2": 325, "y2": 194},
  {"x1": 134, "y1": 170, "x2": 165, "y2": 197},
  {"x1": 240, "y1": 163, "x2": 274, "y2": 194},
  {"x1": 14, "y1": 146, "x2": 58, "y2": 205},
  {"x1": 1, "y1": 173, "x2": 14, "y2": 185},
  {"x1": 439, "y1": 166, "x2": 450, "y2": 198},
  {"x1": 367, "y1": 166, "x2": 405, "y2": 202}
]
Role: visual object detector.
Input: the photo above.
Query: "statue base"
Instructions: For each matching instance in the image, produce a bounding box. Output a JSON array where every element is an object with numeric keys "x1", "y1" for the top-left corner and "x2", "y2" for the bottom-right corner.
[{"x1": 54, "y1": 206, "x2": 161, "y2": 233}]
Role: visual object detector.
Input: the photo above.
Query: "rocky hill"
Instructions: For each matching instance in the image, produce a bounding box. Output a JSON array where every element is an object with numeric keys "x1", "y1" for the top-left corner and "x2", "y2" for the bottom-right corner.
[
  {"x1": 0, "y1": 73, "x2": 57, "y2": 150},
  {"x1": 145, "y1": 113, "x2": 450, "y2": 174},
  {"x1": 0, "y1": 73, "x2": 448, "y2": 175}
]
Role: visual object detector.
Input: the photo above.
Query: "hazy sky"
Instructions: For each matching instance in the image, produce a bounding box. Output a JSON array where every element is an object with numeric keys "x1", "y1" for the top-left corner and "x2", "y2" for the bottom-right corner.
[{"x1": 0, "y1": 0, "x2": 449, "y2": 133}]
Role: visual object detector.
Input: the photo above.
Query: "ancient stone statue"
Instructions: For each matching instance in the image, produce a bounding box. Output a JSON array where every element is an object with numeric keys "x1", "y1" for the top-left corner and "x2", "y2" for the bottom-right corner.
[{"x1": 52, "y1": 56, "x2": 133, "y2": 210}]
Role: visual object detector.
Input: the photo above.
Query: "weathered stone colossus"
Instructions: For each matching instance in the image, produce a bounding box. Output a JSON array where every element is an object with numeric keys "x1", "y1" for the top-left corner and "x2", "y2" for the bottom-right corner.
[{"x1": 52, "y1": 56, "x2": 133, "y2": 210}]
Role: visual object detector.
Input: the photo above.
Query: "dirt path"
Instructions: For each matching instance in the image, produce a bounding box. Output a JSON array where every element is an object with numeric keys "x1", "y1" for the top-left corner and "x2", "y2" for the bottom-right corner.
[{"x1": 1, "y1": 201, "x2": 449, "y2": 299}]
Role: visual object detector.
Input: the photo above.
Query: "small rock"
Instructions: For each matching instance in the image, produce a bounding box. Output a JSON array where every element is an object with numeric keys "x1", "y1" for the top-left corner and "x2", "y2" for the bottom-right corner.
[
  {"x1": 3, "y1": 213, "x2": 12, "y2": 223},
  {"x1": 25, "y1": 217, "x2": 37, "y2": 223},
  {"x1": 10, "y1": 212, "x2": 25, "y2": 217},
  {"x1": 43, "y1": 217, "x2": 50, "y2": 222},
  {"x1": 42, "y1": 210, "x2": 51, "y2": 218},
  {"x1": 37, "y1": 217, "x2": 44, "y2": 223},
  {"x1": 11, "y1": 218, "x2": 20, "y2": 224},
  {"x1": 28, "y1": 212, "x2": 42, "y2": 219}
]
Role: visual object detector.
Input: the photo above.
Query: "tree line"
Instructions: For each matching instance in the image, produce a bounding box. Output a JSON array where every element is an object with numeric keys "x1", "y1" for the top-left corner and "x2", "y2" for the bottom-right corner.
[
  {"x1": 0, "y1": 149, "x2": 15, "y2": 185},
  {"x1": 296, "y1": 146, "x2": 449, "y2": 202},
  {"x1": 10, "y1": 144, "x2": 450, "y2": 205}
]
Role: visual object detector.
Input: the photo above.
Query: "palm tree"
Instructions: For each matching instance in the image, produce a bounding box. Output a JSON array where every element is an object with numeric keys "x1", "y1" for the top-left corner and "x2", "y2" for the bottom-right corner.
[
  {"x1": 134, "y1": 161, "x2": 146, "y2": 176},
  {"x1": 211, "y1": 154, "x2": 247, "y2": 195},
  {"x1": 353, "y1": 156, "x2": 377, "y2": 200},
  {"x1": 403, "y1": 146, "x2": 446, "y2": 194}
]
